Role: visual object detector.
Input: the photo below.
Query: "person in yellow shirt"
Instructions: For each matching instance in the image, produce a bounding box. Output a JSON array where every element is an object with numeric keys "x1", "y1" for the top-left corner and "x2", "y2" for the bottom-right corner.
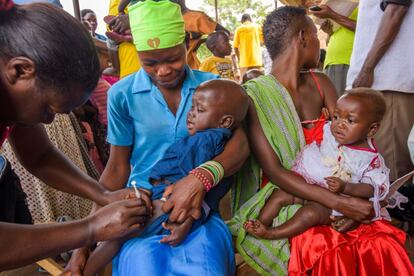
[
  {"x1": 199, "y1": 31, "x2": 235, "y2": 80},
  {"x1": 233, "y1": 14, "x2": 263, "y2": 76},
  {"x1": 105, "y1": 0, "x2": 141, "y2": 79}
]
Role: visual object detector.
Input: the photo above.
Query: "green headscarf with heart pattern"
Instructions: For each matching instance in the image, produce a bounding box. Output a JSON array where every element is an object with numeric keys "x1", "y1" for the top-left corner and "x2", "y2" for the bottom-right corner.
[{"x1": 129, "y1": 0, "x2": 185, "y2": 51}]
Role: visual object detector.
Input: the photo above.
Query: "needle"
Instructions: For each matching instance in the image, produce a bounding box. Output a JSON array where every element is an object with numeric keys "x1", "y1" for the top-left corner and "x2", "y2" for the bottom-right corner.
[{"x1": 130, "y1": 180, "x2": 141, "y2": 199}]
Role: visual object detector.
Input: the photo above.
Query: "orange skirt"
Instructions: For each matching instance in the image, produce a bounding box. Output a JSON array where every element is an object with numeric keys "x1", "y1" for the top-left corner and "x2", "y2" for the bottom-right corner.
[{"x1": 289, "y1": 220, "x2": 414, "y2": 276}]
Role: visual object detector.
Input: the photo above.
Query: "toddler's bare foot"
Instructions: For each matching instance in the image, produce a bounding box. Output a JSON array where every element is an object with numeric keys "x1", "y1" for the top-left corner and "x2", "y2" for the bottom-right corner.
[
  {"x1": 331, "y1": 216, "x2": 360, "y2": 233},
  {"x1": 243, "y1": 219, "x2": 275, "y2": 239},
  {"x1": 159, "y1": 218, "x2": 193, "y2": 247}
]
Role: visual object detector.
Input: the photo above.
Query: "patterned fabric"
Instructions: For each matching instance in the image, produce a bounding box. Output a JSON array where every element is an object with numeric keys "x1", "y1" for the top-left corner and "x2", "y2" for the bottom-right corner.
[
  {"x1": 199, "y1": 55, "x2": 235, "y2": 80},
  {"x1": 228, "y1": 75, "x2": 305, "y2": 275},
  {"x1": 0, "y1": 114, "x2": 94, "y2": 223},
  {"x1": 69, "y1": 113, "x2": 101, "y2": 180},
  {"x1": 262, "y1": 48, "x2": 272, "y2": 75}
]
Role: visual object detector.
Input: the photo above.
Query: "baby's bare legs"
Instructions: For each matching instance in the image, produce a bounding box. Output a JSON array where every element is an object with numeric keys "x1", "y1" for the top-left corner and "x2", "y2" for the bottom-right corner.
[
  {"x1": 244, "y1": 189, "x2": 331, "y2": 239},
  {"x1": 258, "y1": 189, "x2": 302, "y2": 226}
]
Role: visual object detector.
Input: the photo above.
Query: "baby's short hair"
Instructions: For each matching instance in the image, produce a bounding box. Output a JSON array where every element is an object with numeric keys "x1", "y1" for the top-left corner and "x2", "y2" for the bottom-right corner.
[
  {"x1": 242, "y1": 68, "x2": 264, "y2": 84},
  {"x1": 196, "y1": 79, "x2": 249, "y2": 129},
  {"x1": 343, "y1": 88, "x2": 386, "y2": 122}
]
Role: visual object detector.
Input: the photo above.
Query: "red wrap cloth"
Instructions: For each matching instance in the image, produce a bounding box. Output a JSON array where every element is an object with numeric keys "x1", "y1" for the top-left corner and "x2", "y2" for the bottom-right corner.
[
  {"x1": 289, "y1": 220, "x2": 414, "y2": 275},
  {"x1": 302, "y1": 115, "x2": 326, "y2": 145},
  {"x1": 0, "y1": 125, "x2": 13, "y2": 148}
]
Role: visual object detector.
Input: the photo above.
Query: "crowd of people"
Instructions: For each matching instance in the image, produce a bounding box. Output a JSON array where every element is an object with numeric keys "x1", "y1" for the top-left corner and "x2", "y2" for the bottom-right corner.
[{"x1": 1, "y1": 0, "x2": 414, "y2": 275}]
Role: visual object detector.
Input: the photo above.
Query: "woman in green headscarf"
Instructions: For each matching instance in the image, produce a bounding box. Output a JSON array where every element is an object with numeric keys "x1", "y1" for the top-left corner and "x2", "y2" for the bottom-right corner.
[{"x1": 65, "y1": 1, "x2": 248, "y2": 275}]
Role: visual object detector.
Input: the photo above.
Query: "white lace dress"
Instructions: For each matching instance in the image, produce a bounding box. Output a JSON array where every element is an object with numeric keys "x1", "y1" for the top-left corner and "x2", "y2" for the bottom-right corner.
[{"x1": 292, "y1": 122, "x2": 390, "y2": 220}]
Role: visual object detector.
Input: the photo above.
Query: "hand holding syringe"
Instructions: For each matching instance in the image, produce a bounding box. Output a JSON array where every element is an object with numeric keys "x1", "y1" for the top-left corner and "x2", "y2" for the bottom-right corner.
[{"x1": 130, "y1": 180, "x2": 141, "y2": 199}]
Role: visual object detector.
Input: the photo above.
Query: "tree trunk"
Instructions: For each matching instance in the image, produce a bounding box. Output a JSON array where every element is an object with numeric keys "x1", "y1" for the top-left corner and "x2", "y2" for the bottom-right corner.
[
  {"x1": 215, "y1": 0, "x2": 219, "y2": 22},
  {"x1": 72, "y1": 0, "x2": 80, "y2": 20}
]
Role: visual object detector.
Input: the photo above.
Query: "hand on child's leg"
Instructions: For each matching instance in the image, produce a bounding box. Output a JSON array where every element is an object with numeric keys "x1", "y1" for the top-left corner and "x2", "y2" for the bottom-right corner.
[{"x1": 159, "y1": 218, "x2": 194, "y2": 247}]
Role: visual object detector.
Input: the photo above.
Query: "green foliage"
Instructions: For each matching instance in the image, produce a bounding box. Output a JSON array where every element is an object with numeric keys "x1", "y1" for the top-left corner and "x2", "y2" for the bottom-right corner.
[
  {"x1": 201, "y1": 0, "x2": 273, "y2": 32},
  {"x1": 197, "y1": 43, "x2": 213, "y2": 63}
]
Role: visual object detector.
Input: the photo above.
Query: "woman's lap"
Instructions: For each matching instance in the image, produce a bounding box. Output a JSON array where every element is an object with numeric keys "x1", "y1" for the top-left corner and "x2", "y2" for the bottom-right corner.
[
  {"x1": 289, "y1": 220, "x2": 414, "y2": 276},
  {"x1": 112, "y1": 212, "x2": 235, "y2": 276}
]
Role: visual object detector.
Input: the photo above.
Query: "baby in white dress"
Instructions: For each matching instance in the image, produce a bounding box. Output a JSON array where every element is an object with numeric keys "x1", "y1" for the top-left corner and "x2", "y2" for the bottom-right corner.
[
  {"x1": 293, "y1": 121, "x2": 389, "y2": 220},
  {"x1": 245, "y1": 88, "x2": 391, "y2": 240}
]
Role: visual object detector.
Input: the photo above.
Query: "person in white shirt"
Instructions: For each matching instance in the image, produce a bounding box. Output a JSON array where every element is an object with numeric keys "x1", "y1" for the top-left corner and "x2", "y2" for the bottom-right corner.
[{"x1": 346, "y1": 0, "x2": 414, "y2": 182}]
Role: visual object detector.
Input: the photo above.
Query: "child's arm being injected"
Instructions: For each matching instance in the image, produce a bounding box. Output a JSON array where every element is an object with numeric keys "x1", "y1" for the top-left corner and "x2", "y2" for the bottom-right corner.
[
  {"x1": 82, "y1": 188, "x2": 152, "y2": 276},
  {"x1": 325, "y1": 177, "x2": 374, "y2": 198}
]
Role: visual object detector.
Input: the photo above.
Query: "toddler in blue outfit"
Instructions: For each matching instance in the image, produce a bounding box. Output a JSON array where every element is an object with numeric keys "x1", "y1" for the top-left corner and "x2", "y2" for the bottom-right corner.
[{"x1": 82, "y1": 79, "x2": 249, "y2": 276}]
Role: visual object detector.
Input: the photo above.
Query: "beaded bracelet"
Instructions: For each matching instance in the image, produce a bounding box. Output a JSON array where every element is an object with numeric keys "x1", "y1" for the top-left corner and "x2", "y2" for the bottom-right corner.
[
  {"x1": 190, "y1": 169, "x2": 213, "y2": 192},
  {"x1": 200, "y1": 162, "x2": 221, "y2": 185},
  {"x1": 209, "y1": 161, "x2": 224, "y2": 181},
  {"x1": 197, "y1": 160, "x2": 224, "y2": 186},
  {"x1": 202, "y1": 163, "x2": 219, "y2": 184},
  {"x1": 197, "y1": 167, "x2": 215, "y2": 185}
]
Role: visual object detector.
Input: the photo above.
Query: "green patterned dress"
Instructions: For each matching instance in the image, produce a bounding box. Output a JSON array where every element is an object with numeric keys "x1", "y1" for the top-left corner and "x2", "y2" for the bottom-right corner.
[{"x1": 228, "y1": 75, "x2": 305, "y2": 275}]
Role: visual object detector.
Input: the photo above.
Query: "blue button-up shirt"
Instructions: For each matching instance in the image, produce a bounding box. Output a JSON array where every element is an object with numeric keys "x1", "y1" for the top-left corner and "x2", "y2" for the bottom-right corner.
[{"x1": 107, "y1": 66, "x2": 218, "y2": 189}]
